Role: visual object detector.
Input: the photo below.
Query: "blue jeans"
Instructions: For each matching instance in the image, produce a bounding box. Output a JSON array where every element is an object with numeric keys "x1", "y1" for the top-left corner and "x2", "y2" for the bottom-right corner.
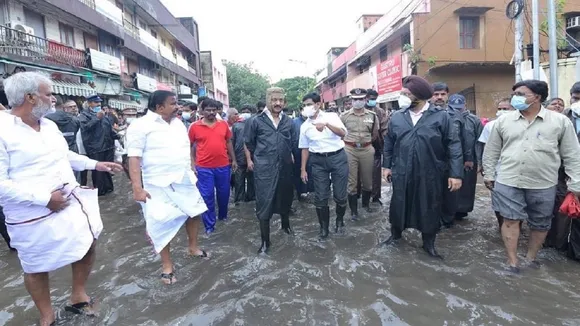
[{"x1": 196, "y1": 165, "x2": 231, "y2": 233}]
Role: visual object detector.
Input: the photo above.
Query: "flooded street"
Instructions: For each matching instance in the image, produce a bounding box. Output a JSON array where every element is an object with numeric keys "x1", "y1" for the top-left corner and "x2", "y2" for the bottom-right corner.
[{"x1": 2, "y1": 176, "x2": 580, "y2": 326}]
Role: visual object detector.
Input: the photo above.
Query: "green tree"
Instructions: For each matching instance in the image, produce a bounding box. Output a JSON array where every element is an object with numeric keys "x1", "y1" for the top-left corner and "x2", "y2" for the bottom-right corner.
[
  {"x1": 224, "y1": 61, "x2": 270, "y2": 109},
  {"x1": 274, "y1": 76, "x2": 316, "y2": 111}
]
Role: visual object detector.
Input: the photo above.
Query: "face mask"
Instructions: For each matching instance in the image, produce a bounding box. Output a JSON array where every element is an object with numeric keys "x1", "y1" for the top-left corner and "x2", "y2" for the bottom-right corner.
[
  {"x1": 182, "y1": 112, "x2": 191, "y2": 120},
  {"x1": 496, "y1": 110, "x2": 507, "y2": 117},
  {"x1": 240, "y1": 113, "x2": 252, "y2": 120},
  {"x1": 302, "y1": 105, "x2": 317, "y2": 118},
  {"x1": 510, "y1": 96, "x2": 530, "y2": 111},
  {"x1": 126, "y1": 117, "x2": 136, "y2": 124},
  {"x1": 93, "y1": 106, "x2": 101, "y2": 113},
  {"x1": 352, "y1": 100, "x2": 365, "y2": 109},
  {"x1": 571, "y1": 102, "x2": 580, "y2": 116},
  {"x1": 367, "y1": 100, "x2": 377, "y2": 107},
  {"x1": 398, "y1": 95, "x2": 412, "y2": 110}
]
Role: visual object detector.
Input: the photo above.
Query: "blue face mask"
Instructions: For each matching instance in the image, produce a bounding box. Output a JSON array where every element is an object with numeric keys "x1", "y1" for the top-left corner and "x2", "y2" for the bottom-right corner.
[
  {"x1": 510, "y1": 96, "x2": 530, "y2": 111},
  {"x1": 92, "y1": 106, "x2": 102, "y2": 113},
  {"x1": 367, "y1": 100, "x2": 377, "y2": 107}
]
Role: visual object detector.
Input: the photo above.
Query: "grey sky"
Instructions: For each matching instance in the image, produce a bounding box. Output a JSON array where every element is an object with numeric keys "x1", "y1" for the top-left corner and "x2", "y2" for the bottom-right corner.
[{"x1": 161, "y1": 0, "x2": 389, "y2": 82}]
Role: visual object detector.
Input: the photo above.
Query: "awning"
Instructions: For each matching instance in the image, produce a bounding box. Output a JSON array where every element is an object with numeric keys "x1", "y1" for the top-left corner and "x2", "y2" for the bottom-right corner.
[
  {"x1": 108, "y1": 98, "x2": 147, "y2": 112},
  {"x1": 377, "y1": 91, "x2": 401, "y2": 103},
  {"x1": 52, "y1": 80, "x2": 97, "y2": 97}
]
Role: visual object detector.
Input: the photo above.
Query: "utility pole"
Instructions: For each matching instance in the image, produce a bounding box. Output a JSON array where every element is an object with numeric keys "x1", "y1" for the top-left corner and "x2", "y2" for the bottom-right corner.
[
  {"x1": 547, "y1": 0, "x2": 559, "y2": 98},
  {"x1": 514, "y1": 2, "x2": 524, "y2": 82},
  {"x1": 532, "y1": 0, "x2": 541, "y2": 79}
]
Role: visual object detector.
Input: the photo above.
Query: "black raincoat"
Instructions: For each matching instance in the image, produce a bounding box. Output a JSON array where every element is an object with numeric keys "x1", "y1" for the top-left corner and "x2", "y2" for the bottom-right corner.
[
  {"x1": 456, "y1": 112, "x2": 483, "y2": 214},
  {"x1": 78, "y1": 110, "x2": 116, "y2": 155},
  {"x1": 244, "y1": 112, "x2": 297, "y2": 221},
  {"x1": 383, "y1": 104, "x2": 463, "y2": 234},
  {"x1": 45, "y1": 110, "x2": 80, "y2": 152}
]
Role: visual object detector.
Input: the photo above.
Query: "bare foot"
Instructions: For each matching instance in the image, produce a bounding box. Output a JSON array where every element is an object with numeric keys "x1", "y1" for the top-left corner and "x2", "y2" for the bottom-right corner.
[{"x1": 39, "y1": 316, "x2": 56, "y2": 326}]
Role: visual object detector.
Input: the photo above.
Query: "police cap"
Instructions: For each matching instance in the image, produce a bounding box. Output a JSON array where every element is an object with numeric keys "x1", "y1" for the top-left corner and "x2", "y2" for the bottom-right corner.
[{"x1": 350, "y1": 88, "x2": 367, "y2": 99}]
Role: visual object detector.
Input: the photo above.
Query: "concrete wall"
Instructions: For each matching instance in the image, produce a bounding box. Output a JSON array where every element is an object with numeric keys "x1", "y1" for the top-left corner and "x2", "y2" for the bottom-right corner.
[{"x1": 542, "y1": 58, "x2": 579, "y2": 106}]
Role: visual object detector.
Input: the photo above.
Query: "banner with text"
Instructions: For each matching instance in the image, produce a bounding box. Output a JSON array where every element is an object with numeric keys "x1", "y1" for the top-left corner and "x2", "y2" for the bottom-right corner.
[{"x1": 376, "y1": 56, "x2": 402, "y2": 96}]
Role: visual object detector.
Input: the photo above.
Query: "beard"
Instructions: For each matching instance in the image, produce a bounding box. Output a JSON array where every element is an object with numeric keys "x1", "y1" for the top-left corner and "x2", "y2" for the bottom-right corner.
[{"x1": 32, "y1": 101, "x2": 54, "y2": 119}]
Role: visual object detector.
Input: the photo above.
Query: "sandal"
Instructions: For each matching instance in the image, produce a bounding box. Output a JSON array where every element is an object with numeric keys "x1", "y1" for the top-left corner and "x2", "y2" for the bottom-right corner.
[
  {"x1": 160, "y1": 272, "x2": 176, "y2": 285},
  {"x1": 64, "y1": 298, "x2": 95, "y2": 316},
  {"x1": 192, "y1": 250, "x2": 209, "y2": 259}
]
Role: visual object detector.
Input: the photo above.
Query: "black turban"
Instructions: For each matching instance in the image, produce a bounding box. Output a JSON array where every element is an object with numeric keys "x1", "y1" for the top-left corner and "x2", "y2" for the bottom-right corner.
[{"x1": 403, "y1": 75, "x2": 434, "y2": 100}]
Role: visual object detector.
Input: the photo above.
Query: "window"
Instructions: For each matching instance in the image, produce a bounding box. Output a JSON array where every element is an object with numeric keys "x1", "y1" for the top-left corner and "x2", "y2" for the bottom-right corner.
[
  {"x1": 401, "y1": 33, "x2": 411, "y2": 48},
  {"x1": 459, "y1": 17, "x2": 479, "y2": 49},
  {"x1": 103, "y1": 44, "x2": 115, "y2": 56},
  {"x1": 150, "y1": 30, "x2": 157, "y2": 39},
  {"x1": 59, "y1": 23, "x2": 74, "y2": 47},
  {"x1": 379, "y1": 45, "x2": 388, "y2": 61},
  {"x1": 138, "y1": 20, "x2": 146, "y2": 29}
]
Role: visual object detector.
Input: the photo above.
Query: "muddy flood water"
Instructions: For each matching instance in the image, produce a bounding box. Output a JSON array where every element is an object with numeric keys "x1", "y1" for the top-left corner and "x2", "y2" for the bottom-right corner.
[{"x1": 1, "y1": 177, "x2": 580, "y2": 326}]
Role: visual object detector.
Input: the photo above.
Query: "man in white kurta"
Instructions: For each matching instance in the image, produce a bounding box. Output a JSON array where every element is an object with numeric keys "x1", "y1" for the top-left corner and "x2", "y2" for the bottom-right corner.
[
  {"x1": 126, "y1": 90, "x2": 208, "y2": 285},
  {"x1": 0, "y1": 72, "x2": 122, "y2": 326}
]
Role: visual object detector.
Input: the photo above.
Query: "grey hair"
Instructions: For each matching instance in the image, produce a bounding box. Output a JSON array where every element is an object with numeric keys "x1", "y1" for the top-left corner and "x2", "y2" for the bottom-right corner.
[
  {"x1": 226, "y1": 107, "x2": 238, "y2": 116},
  {"x1": 4, "y1": 72, "x2": 52, "y2": 107}
]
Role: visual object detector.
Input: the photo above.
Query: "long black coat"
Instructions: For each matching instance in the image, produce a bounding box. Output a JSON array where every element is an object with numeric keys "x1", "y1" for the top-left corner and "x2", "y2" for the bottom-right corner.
[
  {"x1": 383, "y1": 104, "x2": 463, "y2": 234},
  {"x1": 244, "y1": 112, "x2": 297, "y2": 221},
  {"x1": 456, "y1": 112, "x2": 483, "y2": 213},
  {"x1": 78, "y1": 110, "x2": 116, "y2": 155}
]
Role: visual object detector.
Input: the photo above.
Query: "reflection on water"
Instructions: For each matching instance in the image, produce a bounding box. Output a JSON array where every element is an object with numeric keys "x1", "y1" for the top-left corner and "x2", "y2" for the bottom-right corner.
[{"x1": 1, "y1": 179, "x2": 580, "y2": 325}]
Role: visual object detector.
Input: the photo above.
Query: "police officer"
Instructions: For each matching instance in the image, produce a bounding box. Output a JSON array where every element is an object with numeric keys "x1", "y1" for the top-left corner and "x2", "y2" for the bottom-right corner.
[
  {"x1": 366, "y1": 89, "x2": 389, "y2": 204},
  {"x1": 341, "y1": 88, "x2": 379, "y2": 220},
  {"x1": 299, "y1": 93, "x2": 349, "y2": 238}
]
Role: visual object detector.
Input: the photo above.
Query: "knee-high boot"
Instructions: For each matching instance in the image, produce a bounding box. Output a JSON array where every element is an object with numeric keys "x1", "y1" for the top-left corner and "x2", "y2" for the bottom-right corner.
[
  {"x1": 348, "y1": 194, "x2": 358, "y2": 220},
  {"x1": 316, "y1": 206, "x2": 330, "y2": 240},
  {"x1": 380, "y1": 227, "x2": 402, "y2": 246},
  {"x1": 362, "y1": 191, "x2": 374, "y2": 212},
  {"x1": 258, "y1": 219, "x2": 271, "y2": 254},
  {"x1": 281, "y1": 214, "x2": 294, "y2": 235},
  {"x1": 421, "y1": 232, "x2": 443, "y2": 259},
  {"x1": 335, "y1": 205, "x2": 346, "y2": 233}
]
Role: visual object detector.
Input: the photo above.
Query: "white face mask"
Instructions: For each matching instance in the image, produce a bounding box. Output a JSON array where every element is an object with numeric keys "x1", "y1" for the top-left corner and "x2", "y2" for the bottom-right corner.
[
  {"x1": 571, "y1": 102, "x2": 580, "y2": 116},
  {"x1": 496, "y1": 110, "x2": 507, "y2": 117},
  {"x1": 240, "y1": 113, "x2": 252, "y2": 120},
  {"x1": 126, "y1": 117, "x2": 136, "y2": 124},
  {"x1": 398, "y1": 95, "x2": 412, "y2": 110},
  {"x1": 302, "y1": 105, "x2": 317, "y2": 118}
]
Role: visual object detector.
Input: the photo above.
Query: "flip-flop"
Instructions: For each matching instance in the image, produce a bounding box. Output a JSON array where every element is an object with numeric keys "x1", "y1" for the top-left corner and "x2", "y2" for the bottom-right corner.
[
  {"x1": 160, "y1": 272, "x2": 176, "y2": 285},
  {"x1": 64, "y1": 298, "x2": 95, "y2": 316},
  {"x1": 192, "y1": 250, "x2": 209, "y2": 259}
]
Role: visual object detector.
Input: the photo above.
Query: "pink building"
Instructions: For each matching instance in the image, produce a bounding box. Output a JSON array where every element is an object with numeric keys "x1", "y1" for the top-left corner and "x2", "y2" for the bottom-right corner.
[{"x1": 200, "y1": 51, "x2": 229, "y2": 108}]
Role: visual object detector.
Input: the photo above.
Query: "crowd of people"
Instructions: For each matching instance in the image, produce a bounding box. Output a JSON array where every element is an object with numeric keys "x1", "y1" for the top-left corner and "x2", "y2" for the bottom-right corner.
[{"x1": 1, "y1": 70, "x2": 580, "y2": 325}]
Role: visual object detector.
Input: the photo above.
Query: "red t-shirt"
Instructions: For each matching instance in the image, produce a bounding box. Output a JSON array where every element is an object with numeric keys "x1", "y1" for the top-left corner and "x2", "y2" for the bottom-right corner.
[{"x1": 189, "y1": 119, "x2": 232, "y2": 168}]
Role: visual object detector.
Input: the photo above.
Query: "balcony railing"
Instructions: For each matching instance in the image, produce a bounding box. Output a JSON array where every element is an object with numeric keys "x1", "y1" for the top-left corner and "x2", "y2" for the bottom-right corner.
[
  {"x1": 77, "y1": 0, "x2": 95, "y2": 10},
  {"x1": 0, "y1": 25, "x2": 87, "y2": 67}
]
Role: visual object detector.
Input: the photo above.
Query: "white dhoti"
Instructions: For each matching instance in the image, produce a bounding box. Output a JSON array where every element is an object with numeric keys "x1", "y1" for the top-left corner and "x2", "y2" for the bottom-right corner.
[
  {"x1": 141, "y1": 171, "x2": 207, "y2": 253},
  {"x1": 6, "y1": 185, "x2": 103, "y2": 274}
]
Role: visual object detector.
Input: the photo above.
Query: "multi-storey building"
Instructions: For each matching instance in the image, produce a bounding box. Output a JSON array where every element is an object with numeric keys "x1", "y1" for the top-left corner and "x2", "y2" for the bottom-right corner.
[
  {"x1": 317, "y1": 0, "x2": 579, "y2": 117},
  {"x1": 0, "y1": 0, "x2": 201, "y2": 111},
  {"x1": 200, "y1": 51, "x2": 229, "y2": 109}
]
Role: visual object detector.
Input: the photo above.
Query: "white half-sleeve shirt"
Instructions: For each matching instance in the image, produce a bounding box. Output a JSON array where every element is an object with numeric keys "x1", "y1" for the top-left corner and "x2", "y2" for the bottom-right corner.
[{"x1": 299, "y1": 111, "x2": 346, "y2": 153}]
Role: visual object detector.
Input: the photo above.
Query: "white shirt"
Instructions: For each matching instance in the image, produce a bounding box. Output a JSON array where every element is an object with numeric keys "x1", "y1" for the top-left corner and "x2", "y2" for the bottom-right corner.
[
  {"x1": 263, "y1": 107, "x2": 284, "y2": 128},
  {"x1": 410, "y1": 102, "x2": 430, "y2": 126},
  {"x1": 126, "y1": 111, "x2": 192, "y2": 188},
  {"x1": 0, "y1": 112, "x2": 97, "y2": 223},
  {"x1": 478, "y1": 120, "x2": 496, "y2": 143},
  {"x1": 298, "y1": 111, "x2": 347, "y2": 153}
]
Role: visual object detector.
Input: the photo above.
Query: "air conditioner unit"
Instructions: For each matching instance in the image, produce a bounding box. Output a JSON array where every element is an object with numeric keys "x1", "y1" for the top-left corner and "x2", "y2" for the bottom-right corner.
[{"x1": 9, "y1": 22, "x2": 34, "y2": 35}]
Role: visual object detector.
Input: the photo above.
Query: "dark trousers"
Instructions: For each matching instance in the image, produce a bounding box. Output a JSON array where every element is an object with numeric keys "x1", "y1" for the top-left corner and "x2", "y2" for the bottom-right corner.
[
  {"x1": 234, "y1": 167, "x2": 255, "y2": 202},
  {"x1": 196, "y1": 165, "x2": 231, "y2": 232},
  {"x1": 309, "y1": 149, "x2": 349, "y2": 208},
  {"x1": 0, "y1": 207, "x2": 11, "y2": 249},
  {"x1": 372, "y1": 152, "x2": 382, "y2": 199},
  {"x1": 87, "y1": 149, "x2": 115, "y2": 196},
  {"x1": 294, "y1": 153, "x2": 313, "y2": 196}
]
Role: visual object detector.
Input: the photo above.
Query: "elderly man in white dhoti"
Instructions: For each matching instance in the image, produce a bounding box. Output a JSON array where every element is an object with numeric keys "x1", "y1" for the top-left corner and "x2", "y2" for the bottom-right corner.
[
  {"x1": 126, "y1": 90, "x2": 209, "y2": 285},
  {"x1": 0, "y1": 72, "x2": 122, "y2": 326}
]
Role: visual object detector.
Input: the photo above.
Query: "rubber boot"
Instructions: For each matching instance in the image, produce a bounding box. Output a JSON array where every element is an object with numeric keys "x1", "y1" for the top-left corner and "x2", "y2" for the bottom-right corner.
[
  {"x1": 348, "y1": 194, "x2": 359, "y2": 220},
  {"x1": 422, "y1": 233, "x2": 443, "y2": 259},
  {"x1": 335, "y1": 205, "x2": 346, "y2": 234},
  {"x1": 362, "y1": 191, "x2": 374, "y2": 212},
  {"x1": 317, "y1": 206, "x2": 330, "y2": 240},
  {"x1": 495, "y1": 211, "x2": 504, "y2": 230},
  {"x1": 257, "y1": 220, "x2": 271, "y2": 254},
  {"x1": 281, "y1": 214, "x2": 294, "y2": 235},
  {"x1": 380, "y1": 227, "x2": 402, "y2": 246}
]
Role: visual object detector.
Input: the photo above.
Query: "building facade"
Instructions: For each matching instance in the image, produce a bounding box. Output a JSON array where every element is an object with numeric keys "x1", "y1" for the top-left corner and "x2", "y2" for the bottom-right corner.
[
  {"x1": 0, "y1": 0, "x2": 201, "y2": 111},
  {"x1": 317, "y1": 0, "x2": 578, "y2": 117},
  {"x1": 200, "y1": 51, "x2": 229, "y2": 108}
]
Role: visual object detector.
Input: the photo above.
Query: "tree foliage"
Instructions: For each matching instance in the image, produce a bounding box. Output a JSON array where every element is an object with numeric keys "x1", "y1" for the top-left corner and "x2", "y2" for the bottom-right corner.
[
  {"x1": 274, "y1": 76, "x2": 316, "y2": 111},
  {"x1": 224, "y1": 61, "x2": 270, "y2": 109}
]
